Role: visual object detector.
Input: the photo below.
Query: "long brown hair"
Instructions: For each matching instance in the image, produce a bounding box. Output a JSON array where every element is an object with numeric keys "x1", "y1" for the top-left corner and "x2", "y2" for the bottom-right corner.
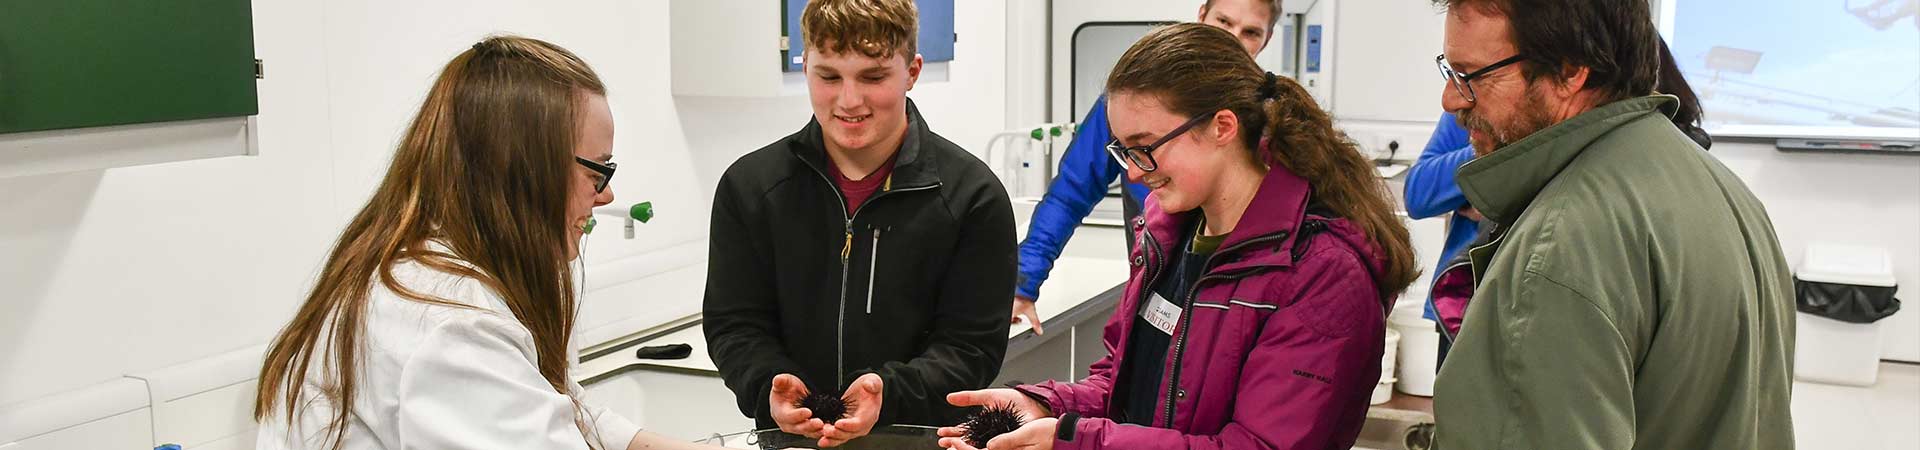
[
  {"x1": 1107, "y1": 23, "x2": 1419, "y2": 296},
  {"x1": 254, "y1": 36, "x2": 606, "y2": 448}
]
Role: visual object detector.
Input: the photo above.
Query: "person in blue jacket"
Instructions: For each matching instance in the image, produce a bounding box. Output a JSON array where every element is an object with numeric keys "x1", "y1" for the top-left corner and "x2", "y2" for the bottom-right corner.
[
  {"x1": 1401, "y1": 112, "x2": 1477, "y2": 365},
  {"x1": 1013, "y1": 0, "x2": 1284, "y2": 330}
]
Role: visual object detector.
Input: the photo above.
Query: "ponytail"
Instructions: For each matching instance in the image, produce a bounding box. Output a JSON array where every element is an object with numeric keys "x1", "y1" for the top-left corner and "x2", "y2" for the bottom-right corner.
[{"x1": 1258, "y1": 75, "x2": 1420, "y2": 297}]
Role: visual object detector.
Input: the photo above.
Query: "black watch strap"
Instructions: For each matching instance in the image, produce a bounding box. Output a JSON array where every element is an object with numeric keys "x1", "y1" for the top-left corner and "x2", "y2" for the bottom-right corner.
[{"x1": 1056, "y1": 412, "x2": 1080, "y2": 441}]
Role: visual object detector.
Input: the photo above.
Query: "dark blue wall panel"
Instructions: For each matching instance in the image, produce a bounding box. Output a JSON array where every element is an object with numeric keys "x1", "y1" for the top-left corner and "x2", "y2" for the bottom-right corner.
[
  {"x1": 917, "y1": 0, "x2": 956, "y2": 63},
  {"x1": 783, "y1": 0, "x2": 957, "y2": 72},
  {"x1": 784, "y1": 0, "x2": 808, "y2": 72}
]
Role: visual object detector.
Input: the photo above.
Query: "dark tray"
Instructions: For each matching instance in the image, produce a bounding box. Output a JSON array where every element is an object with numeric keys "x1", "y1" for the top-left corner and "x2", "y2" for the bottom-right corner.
[{"x1": 698, "y1": 425, "x2": 944, "y2": 450}]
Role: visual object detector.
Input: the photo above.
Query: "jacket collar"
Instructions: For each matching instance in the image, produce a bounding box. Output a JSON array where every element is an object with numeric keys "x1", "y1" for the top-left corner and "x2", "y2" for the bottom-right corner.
[
  {"x1": 1137, "y1": 164, "x2": 1314, "y2": 271},
  {"x1": 1456, "y1": 95, "x2": 1678, "y2": 227},
  {"x1": 791, "y1": 99, "x2": 941, "y2": 188}
]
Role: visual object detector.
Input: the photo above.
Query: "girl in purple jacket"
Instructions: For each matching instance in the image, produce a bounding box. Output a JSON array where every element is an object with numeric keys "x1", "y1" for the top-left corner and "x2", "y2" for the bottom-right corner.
[{"x1": 939, "y1": 23, "x2": 1419, "y2": 450}]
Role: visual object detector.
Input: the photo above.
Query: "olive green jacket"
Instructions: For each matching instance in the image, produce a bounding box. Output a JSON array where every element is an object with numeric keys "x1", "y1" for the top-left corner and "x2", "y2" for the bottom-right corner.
[{"x1": 1434, "y1": 96, "x2": 1796, "y2": 450}]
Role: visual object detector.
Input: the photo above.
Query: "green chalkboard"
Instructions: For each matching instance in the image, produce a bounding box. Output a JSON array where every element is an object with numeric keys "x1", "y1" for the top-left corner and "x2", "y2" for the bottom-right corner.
[{"x1": 0, "y1": 0, "x2": 258, "y2": 134}]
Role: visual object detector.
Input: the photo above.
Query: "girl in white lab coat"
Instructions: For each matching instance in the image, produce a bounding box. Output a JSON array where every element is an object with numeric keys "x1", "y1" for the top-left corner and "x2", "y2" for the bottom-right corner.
[{"x1": 253, "y1": 36, "x2": 719, "y2": 450}]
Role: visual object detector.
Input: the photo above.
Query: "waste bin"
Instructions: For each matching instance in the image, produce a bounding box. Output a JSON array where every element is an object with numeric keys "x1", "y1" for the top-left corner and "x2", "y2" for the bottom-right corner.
[{"x1": 1794, "y1": 244, "x2": 1903, "y2": 386}]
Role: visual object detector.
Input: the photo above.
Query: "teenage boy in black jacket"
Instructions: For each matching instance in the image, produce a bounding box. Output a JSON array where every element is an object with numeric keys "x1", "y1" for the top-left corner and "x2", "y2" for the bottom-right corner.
[{"x1": 701, "y1": 0, "x2": 1016, "y2": 446}]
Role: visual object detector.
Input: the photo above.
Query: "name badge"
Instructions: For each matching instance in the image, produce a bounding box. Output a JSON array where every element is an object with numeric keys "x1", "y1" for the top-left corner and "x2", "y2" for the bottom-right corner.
[{"x1": 1139, "y1": 292, "x2": 1182, "y2": 335}]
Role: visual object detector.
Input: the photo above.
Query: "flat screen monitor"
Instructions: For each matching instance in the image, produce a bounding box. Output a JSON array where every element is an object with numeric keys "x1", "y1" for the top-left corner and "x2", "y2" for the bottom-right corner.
[{"x1": 1658, "y1": 0, "x2": 1920, "y2": 140}]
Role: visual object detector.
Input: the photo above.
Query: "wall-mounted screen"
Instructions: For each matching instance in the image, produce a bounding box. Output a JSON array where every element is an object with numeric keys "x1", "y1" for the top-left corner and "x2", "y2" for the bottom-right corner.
[{"x1": 1659, "y1": 0, "x2": 1920, "y2": 140}]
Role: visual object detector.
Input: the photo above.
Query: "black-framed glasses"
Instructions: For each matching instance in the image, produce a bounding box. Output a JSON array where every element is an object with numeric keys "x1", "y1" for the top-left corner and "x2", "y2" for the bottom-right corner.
[
  {"x1": 1106, "y1": 113, "x2": 1212, "y2": 173},
  {"x1": 1436, "y1": 53, "x2": 1527, "y2": 103},
  {"x1": 575, "y1": 156, "x2": 616, "y2": 193}
]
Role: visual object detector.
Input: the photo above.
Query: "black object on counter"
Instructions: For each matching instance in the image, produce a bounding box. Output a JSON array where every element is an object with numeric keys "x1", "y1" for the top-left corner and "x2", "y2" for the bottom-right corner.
[{"x1": 634, "y1": 343, "x2": 692, "y2": 360}]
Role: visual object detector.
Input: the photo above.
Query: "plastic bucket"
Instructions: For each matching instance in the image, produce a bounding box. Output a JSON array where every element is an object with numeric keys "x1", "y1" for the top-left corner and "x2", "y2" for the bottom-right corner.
[
  {"x1": 1390, "y1": 315, "x2": 1439, "y2": 396},
  {"x1": 1374, "y1": 328, "x2": 1401, "y2": 404}
]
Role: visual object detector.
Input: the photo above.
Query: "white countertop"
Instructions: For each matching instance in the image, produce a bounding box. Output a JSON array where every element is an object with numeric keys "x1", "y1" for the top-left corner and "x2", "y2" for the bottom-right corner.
[{"x1": 577, "y1": 321, "x2": 718, "y2": 377}]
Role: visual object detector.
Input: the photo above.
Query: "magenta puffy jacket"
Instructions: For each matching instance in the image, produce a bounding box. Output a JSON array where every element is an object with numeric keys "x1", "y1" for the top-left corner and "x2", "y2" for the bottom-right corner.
[{"x1": 1017, "y1": 166, "x2": 1394, "y2": 449}]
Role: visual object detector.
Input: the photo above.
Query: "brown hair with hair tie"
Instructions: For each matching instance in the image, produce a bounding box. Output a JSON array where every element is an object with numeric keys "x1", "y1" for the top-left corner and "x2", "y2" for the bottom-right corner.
[
  {"x1": 1258, "y1": 72, "x2": 1280, "y2": 100},
  {"x1": 1106, "y1": 23, "x2": 1420, "y2": 297}
]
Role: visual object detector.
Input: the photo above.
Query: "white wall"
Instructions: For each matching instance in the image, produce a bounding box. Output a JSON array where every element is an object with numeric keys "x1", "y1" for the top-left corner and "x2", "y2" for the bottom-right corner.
[
  {"x1": 1005, "y1": 0, "x2": 1052, "y2": 127},
  {"x1": 1327, "y1": 0, "x2": 1444, "y2": 123},
  {"x1": 0, "y1": 0, "x2": 1015, "y2": 407}
]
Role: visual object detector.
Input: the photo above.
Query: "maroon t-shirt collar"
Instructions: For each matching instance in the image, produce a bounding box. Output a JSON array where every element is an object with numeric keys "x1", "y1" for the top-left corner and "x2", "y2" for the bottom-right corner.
[{"x1": 827, "y1": 152, "x2": 899, "y2": 214}]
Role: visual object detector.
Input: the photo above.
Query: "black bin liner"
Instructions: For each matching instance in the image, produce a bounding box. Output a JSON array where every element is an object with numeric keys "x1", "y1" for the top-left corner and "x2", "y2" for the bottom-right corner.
[{"x1": 1796, "y1": 278, "x2": 1903, "y2": 324}]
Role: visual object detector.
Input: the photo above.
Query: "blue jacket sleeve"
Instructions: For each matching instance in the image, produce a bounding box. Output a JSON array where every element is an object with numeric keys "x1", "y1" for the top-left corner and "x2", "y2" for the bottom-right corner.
[
  {"x1": 1016, "y1": 97, "x2": 1124, "y2": 301},
  {"x1": 1402, "y1": 112, "x2": 1476, "y2": 219}
]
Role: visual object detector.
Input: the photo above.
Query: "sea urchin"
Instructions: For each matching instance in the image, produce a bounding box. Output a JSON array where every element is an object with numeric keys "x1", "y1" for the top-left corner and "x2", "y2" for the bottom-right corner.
[
  {"x1": 797, "y1": 391, "x2": 852, "y2": 423},
  {"x1": 962, "y1": 402, "x2": 1027, "y2": 448}
]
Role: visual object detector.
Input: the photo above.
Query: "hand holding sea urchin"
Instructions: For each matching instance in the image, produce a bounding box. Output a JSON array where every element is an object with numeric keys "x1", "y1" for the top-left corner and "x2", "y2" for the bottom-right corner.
[
  {"x1": 798, "y1": 390, "x2": 852, "y2": 423},
  {"x1": 961, "y1": 402, "x2": 1027, "y2": 448}
]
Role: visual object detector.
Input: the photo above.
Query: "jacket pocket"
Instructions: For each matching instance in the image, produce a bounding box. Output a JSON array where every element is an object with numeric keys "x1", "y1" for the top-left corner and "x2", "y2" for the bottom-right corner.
[{"x1": 1186, "y1": 298, "x2": 1277, "y2": 357}]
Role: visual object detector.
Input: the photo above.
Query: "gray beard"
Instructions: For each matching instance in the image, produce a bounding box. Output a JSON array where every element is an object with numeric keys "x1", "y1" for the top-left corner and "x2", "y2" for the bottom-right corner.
[{"x1": 1463, "y1": 85, "x2": 1556, "y2": 156}]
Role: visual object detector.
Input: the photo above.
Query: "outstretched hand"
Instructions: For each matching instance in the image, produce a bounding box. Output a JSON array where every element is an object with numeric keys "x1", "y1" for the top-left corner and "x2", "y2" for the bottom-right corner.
[
  {"x1": 945, "y1": 388, "x2": 1051, "y2": 421},
  {"x1": 769, "y1": 374, "x2": 825, "y2": 438},
  {"x1": 937, "y1": 418, "x2": 1058, "y2": 450},
  {"x1": 818, "y1": 373, "x2": 884, "y2": 447},
  {"x1": 1011, "y1": 297, "x2": 1044, "y2": 335}
]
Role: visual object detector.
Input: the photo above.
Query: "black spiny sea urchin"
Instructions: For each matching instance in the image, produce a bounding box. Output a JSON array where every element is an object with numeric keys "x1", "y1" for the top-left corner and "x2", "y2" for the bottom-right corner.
[
  {"x1": 798, "y1": 391, "x2": 852, "y2": 423},
  {"x1": 962, "y1": 402, "x2": 1027, "y2": 448}
]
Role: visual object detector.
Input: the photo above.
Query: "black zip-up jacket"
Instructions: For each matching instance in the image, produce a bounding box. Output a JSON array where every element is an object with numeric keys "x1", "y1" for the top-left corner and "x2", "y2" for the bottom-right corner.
[{"x1": 703, "y1": 101, "x2": 1016, "y2": 429}]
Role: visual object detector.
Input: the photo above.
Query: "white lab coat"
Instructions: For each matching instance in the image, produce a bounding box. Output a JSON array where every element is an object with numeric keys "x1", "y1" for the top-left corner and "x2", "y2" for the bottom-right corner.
[{"x1": 257, "y1": 249, "x2": 639, "y2": 450}]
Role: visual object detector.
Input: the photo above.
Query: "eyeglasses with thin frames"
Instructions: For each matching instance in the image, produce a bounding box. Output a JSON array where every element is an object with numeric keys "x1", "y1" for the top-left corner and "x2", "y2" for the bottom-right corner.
[
  {"x1": 575, "y1": 156, "x2": 616, "y2": 193},
  {"x1": 1105, "y1": 113, "x2": 1213, "y2": 173},
  {"x1": 1435, "y1": 53, "x2": 1527, "y2": 103}
]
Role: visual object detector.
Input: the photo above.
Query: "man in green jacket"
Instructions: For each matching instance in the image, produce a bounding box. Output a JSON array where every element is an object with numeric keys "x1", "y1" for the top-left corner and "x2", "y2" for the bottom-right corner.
[{"x1": 1429, "y1": 0, "x2": 1797, "y2": 449}]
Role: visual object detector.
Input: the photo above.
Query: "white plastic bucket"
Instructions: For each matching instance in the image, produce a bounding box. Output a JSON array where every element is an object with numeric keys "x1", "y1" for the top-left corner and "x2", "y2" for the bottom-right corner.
[
  {"x1": 1794, "y1": 312, "x2": 1884, "y2": 386},
  {"x1": 1390, "y1": 314, "x2": 1440, "y2": 396},
  {"x1": 1374, "y1": 328, "x2": 1401, "y2": 405}
]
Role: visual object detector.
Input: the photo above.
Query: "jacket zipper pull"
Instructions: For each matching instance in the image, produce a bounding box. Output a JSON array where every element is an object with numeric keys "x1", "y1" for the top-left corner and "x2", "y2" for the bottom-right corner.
[{"x1": 841, "y1": 228, "x2": 853, "y2": 261}]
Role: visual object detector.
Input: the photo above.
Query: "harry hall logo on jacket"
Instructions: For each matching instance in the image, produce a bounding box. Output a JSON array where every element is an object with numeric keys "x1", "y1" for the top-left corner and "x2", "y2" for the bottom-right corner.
[{"x1": 1293, "y1": 369, "x2": 1333, "y2": 385}]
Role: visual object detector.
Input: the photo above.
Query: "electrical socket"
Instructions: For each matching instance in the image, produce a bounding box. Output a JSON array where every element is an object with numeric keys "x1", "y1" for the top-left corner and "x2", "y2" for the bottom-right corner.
[
  {"x1": 1380, "y1": 136, "x2": 1405, "y2": 162},
  {"x1": 1334, "y1": 120, "x2": 1439, "y2": 164}
]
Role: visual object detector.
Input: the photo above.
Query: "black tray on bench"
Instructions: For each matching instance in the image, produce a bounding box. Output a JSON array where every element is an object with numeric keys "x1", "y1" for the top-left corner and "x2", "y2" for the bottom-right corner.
[{"x1": 698, "y1": 425, "x2": 944, "y2": 450}]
